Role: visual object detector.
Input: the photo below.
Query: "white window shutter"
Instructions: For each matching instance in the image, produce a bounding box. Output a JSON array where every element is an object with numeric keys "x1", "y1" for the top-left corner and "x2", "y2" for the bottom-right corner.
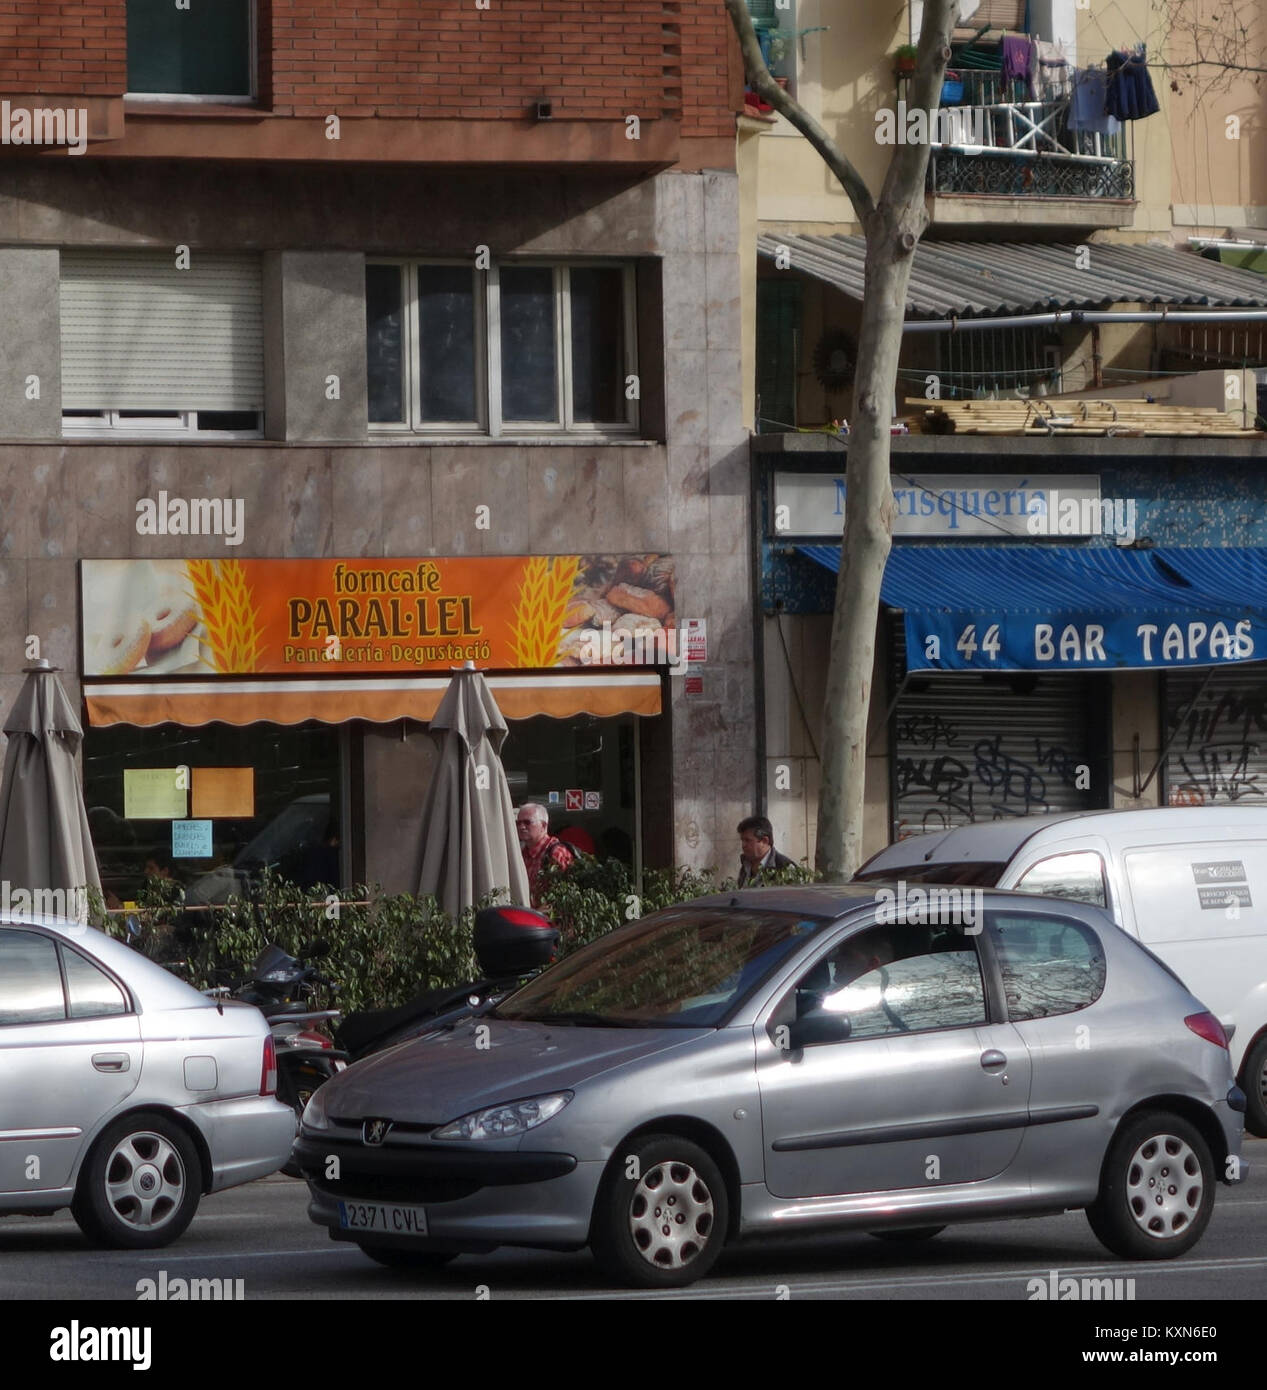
[{"x1": 59, "y1": 251, "x2": 263, "y2": 411}]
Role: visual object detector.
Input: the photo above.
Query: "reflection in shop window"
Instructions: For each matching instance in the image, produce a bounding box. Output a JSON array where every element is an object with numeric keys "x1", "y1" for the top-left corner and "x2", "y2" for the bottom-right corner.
[{"x1": 84, "y1": 722, "x2": 342, "y2": 906}]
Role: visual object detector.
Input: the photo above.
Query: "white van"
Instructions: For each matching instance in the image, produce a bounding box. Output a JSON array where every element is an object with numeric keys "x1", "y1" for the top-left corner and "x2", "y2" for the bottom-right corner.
[{"x1": 856, "y1": 807, "x2": 1267, "y2": 1135}]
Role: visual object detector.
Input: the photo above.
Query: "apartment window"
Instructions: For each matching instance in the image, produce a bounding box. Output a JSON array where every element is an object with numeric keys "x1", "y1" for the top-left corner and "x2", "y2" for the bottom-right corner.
[
  {"x1": 367, "y1": 260, "x2": 638, "y2": 436},
  {"x1": 60, "y1": 251, "x2": 264, "y2": 438},
  {"x1": 127, "y1": 0, "x2": 255, "y2": 101}
]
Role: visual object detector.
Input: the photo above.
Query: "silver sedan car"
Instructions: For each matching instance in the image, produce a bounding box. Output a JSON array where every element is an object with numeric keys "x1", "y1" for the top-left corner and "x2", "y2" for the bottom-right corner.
[
  {"x1": 0, "y1": 914, "x2": 296, "y2": 1248},
  {"x1": 297, "y1": 885, "x2": 1247, "y2": 1288}
]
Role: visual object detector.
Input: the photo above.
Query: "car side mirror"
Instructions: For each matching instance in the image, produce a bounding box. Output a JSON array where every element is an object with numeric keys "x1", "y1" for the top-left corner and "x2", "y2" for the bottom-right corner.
[{"x1": 786, "y1": 1012, "x2": 851, "y2": 1050}]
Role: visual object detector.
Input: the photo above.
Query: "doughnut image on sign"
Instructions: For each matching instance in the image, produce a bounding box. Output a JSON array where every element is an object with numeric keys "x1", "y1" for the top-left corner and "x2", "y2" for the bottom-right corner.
[
  {"x1": 87, "y1": 619, "x2": 152, "y2": 675},
  {"x1": 146, "y1": 592, "x2": 200, "y2": 655},
  {"x1": 82, "y1": 559, "x2": 210, "y2": 676}
]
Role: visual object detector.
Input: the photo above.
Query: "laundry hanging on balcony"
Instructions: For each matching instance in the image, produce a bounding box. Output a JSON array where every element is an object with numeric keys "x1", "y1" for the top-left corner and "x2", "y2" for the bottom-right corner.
[
  {"x1": 1105, "y1": 45, "x2": 1160, "y2": 121},
  {"x1": 1068, "y1": 67, "x2": 1121, "y2": 136},
  {"x1": 1033, "y1": 38, "x2": 1070, "y2": 100},
  {"x1": 1000, "y1": 33, "x2": 1036, "y2": 99}
]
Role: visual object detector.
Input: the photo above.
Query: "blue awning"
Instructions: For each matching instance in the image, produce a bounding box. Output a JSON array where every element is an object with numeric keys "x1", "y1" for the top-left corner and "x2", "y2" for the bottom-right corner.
[{"x1": 797, "y1": 544, "x2": 1267, "y2": 672}]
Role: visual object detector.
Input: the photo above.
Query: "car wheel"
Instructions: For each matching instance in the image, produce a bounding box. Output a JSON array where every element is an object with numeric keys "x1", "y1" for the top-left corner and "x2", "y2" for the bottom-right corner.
[
  {"x1": 72, "y1": 1113, "x2": 202, "y2": 1250},
  {"x1": 869, "y1": 1226, "x2": 946, "y2": 1242},
  {"x1": 1086, "y1": 1111, "x2": 1213, "y2": 1260},
  {"x1": 356, "y1": 1244, "x2": 458, "y2": 1271},
  {"x1": 1241, "y1": 1034, "x2": 1267, "y2": 1138},
  {"x1": 591, "y1": 1134, "x2": 728, "y2": 1289}
]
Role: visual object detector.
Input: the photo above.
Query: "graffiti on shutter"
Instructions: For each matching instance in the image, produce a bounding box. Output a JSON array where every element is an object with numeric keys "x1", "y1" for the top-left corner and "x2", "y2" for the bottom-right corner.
[
  {"x1": 1165, "y1": 665, "x2": 1267, "y2": 806},
  {"x1": 892, "y1": 672, "x2": 1100, "y2": 839}
]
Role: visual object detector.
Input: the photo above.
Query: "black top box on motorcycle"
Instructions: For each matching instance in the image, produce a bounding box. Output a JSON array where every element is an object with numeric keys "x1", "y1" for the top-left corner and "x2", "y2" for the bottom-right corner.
[{"x1": 474, "y1": 906, "x2": 558, "y2": 976}]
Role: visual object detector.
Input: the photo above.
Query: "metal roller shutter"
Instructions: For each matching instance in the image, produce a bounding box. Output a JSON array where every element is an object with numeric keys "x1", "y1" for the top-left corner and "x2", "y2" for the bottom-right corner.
[
  {"x1": 1164, "y1": 663, "x2": 1267, "y2": 806},
  {"x1": 60, "y1": 251, "x2": 263, "y2": 411},
  {"x1": 892, "y1": 671, "x2": 1100, "y2": 839}
]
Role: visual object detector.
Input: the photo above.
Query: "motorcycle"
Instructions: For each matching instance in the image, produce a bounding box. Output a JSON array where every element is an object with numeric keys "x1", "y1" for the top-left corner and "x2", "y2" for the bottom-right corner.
[
  {"x1": 226, "y1": 942, "x2": 349, "y2": 1173},
  {"x1": 334, "y1": 906, "x2": 559, "y2": 1061}
]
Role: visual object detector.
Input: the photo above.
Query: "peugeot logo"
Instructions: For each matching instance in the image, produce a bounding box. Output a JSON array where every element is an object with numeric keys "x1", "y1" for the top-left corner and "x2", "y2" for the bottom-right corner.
[{"x1": 362, "y1": 1118, "x2": 392, "y2": 1146}]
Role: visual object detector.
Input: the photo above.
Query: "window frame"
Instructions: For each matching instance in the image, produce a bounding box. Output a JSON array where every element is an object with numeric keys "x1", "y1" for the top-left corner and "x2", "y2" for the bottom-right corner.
[
  {"x1": 62, "y1": 409, "x2": 264, "y2": 440},
  {"x1": 124, "y1": 0, "x2": 259, "y2": 105},
  {"x1": 367, "y1": 256, "x2": 639, "y2": 439}
]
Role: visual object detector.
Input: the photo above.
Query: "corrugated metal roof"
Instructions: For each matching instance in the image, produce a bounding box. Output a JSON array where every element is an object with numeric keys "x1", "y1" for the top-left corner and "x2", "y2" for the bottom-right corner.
[{"x1": 757, "y1": 235, "x2": 1267, "y2": 318}]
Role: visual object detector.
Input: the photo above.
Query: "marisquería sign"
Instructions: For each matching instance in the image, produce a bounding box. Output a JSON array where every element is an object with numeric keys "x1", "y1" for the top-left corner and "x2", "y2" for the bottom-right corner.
[{"x1": 772, "y1": 472, "x2": 1104, "y2": 539}]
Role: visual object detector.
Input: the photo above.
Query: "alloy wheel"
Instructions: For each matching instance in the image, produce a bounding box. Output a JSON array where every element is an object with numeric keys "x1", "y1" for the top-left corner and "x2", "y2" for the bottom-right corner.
[{"x1": 103, "y1": 1130, "x2": 187, "y2": 1232}]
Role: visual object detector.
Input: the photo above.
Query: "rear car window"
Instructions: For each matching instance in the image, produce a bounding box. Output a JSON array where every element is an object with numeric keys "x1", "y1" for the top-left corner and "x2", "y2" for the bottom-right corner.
[
  {"x1": 0, "y1": 931, "x2": 66, "y2": 1025},
  {"x1": 62, "y1": 945, "x2": 130, "y2": 1018},
  {"x1": 990, "y1": 912, "x2": 1106, "y2": 1020}
]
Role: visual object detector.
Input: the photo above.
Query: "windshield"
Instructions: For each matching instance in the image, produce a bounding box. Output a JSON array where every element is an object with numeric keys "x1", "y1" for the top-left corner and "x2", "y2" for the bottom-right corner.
[
  {"x1": 854, "y1": 862, "x2": 1006, "y2": 888},
  {"x1": 493, "y1": 906, "x2": 824, "y2": 1027}
]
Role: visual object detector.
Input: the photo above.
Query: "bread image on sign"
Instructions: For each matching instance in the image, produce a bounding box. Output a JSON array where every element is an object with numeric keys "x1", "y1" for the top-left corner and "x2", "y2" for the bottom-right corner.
[
  {"x1": 82, "y1": 559, "x2": 216, "y2": 677},
  {"x1": 556, "y1": 554, "x2": 676, "y2": 666}
]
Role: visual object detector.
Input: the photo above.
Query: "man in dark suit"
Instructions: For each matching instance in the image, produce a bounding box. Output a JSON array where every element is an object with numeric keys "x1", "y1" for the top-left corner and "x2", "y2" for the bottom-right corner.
[{"x1": 737, "y1": 815, "x2": 796, "y2": 887}]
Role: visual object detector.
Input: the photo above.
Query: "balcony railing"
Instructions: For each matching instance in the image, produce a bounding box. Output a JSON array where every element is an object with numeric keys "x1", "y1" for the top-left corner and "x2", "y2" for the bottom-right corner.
[{"x1": 911, "y1": 69, "x2": 1134, "y2": 202}]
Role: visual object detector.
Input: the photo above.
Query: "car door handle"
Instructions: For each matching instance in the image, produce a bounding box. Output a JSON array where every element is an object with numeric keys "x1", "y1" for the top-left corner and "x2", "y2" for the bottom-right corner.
[
  {"x1": 92, "y1": 1053, "x2": 130, "y2": 1073},
  {"x1": 980, "y1": 1050, "x2": 1008, "y2": 1071}
]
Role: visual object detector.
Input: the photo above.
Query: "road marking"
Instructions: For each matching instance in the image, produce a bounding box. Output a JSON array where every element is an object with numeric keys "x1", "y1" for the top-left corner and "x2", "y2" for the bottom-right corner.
[{"x1": 566, "y1": 1253, "x2": 1267, "y2": 1299}]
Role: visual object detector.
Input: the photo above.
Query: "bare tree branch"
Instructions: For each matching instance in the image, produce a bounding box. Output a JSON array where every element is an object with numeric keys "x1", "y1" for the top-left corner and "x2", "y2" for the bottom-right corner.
[{"x1": 723, "y1": 0, "x2": 877, "y2": 224}]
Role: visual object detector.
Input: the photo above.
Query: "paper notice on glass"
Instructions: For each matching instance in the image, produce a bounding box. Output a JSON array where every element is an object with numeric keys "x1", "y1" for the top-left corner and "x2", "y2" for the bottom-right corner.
[
  {"x1": 124, "y1": 768, "x2": 188, "y2": 820},
  {"x1": 192, "y1": 767, "x2": 255, "y2": 819},
  {"x1": 172, "y1": 819, "x2": 213, "y2": 859}
]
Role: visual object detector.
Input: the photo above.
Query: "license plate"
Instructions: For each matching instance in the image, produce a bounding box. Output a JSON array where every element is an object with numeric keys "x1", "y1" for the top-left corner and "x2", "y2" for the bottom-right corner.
[{"x1": 338, "y1": 1200, "x2": 429, "y2": 1235}]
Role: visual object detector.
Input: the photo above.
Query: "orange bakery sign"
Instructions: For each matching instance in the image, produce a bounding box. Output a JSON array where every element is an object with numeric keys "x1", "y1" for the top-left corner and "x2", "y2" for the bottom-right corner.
[{"x1": 80, "y1": 556, "x2": 676, "y2": 676}]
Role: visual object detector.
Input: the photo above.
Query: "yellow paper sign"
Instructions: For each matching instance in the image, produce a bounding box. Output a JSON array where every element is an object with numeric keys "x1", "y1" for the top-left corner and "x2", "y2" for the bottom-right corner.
[
  {"x1": 192, "y1": 767, "x2": 255, "y2": 820},
  {"x1": 123, "y1": 768, "x2": 188, "y2": 820}
]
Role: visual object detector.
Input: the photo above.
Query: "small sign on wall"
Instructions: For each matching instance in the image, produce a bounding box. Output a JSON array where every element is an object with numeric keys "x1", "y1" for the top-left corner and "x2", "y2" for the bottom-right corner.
[
  {"x1": 124, "y1": 768, "x2": 187, "y2": 820},
  {"x1": 172, "y1": 819, "x2": 213, "y2": 859},
  {"x1": 191, "y1": 767, "x2": 255, "y2": 819}
]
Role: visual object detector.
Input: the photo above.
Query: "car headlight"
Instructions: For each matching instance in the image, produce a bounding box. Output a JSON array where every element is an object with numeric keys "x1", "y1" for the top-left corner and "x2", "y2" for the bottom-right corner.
[
  {"x1": 301, "y1": 1084, "x2": 332, "y2": 1130},
  {"x1": 433, "y1": 1092, "x2": 572, "y2": 1141}
]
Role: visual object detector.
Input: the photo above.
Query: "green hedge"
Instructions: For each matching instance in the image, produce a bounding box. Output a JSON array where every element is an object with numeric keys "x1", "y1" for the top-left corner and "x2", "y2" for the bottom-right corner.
[{"x1": 92, "y1": 858, "x2": 816, "y2": 1010}]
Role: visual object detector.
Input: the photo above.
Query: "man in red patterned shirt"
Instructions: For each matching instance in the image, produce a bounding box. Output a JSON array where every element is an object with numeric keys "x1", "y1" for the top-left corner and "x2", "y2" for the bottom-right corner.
[{"x1": 516, "y1": 802, "x2": 576, "y2": 909}]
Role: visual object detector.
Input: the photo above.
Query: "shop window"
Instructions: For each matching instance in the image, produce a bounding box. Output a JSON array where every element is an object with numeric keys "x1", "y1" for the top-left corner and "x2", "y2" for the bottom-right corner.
[
  {"x1": 60, "y1": 251, "x2": 264, "y2": 438},
  {"x1": 366, "y1": 259, "x2": 639, "y2": 436},
  {"x1": 84, "y1": 722, "x2": 342, "y2": 907},
  {"x1": 127, "y1": 0, "x2": 255, "y2": 101},
  {"x1": 500, "y1": 714, "x2": 640, "y2": 870}
]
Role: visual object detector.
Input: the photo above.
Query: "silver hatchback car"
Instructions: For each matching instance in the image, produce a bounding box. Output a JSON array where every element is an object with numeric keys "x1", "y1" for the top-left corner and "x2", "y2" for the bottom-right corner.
[
  {"x1": 297, "y1": 886, "x2": 1247, "y2": 1288},
  {"x1": 0, "y1": 915, "x2": 296, "y2": 1248}
]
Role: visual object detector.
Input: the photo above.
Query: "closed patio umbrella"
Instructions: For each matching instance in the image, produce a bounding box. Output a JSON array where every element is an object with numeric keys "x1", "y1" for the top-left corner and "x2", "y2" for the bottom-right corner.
[
  {"x1": 0, "y1": 659, "x2": 101, "y2": 920},
  {"x1": 416, "y1": 664, "x2": 530, "y2": 917}
]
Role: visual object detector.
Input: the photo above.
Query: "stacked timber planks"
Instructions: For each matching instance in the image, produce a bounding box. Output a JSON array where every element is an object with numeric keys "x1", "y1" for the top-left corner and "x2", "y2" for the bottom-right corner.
[{"x1": 906, "y1": 398, "x2": 1262, "y2": 437}]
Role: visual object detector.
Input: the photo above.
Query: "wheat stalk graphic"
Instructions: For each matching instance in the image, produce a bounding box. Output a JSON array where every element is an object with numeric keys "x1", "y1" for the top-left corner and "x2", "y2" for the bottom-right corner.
[
  {"x1": 185, "y1": 559, "x2": 264, "y2": 673},
  {"x1": 507, "y1": 556, "x2": 580, "y2": 667}
]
